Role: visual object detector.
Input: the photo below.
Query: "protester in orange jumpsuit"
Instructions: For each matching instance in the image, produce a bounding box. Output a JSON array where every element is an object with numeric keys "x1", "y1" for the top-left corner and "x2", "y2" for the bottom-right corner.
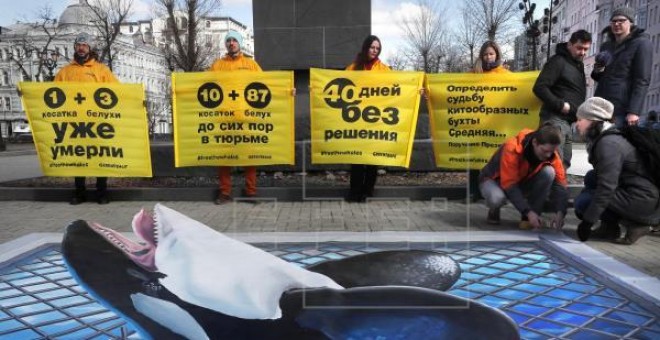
[{"x1": 208, "y1": 30, "x2": 262, "y2": 204}]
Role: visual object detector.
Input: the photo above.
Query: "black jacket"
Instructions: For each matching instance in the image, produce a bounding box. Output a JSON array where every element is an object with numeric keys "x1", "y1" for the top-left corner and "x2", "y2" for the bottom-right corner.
[
  {"x1": 533, "y1": 43, "x2": 586, "y2": 123},
  {"x1": 592, "y1": 27, "x2": 652, "y2": 118},
  {"x1": 584, "y1": 128, "x2": 660, "y2": 225}
]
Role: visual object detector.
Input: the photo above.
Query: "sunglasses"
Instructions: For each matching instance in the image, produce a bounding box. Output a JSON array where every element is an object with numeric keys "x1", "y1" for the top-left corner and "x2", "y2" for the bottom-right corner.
[{"x1": 610, "y1": 18, "x2": 629, "y2": 24}]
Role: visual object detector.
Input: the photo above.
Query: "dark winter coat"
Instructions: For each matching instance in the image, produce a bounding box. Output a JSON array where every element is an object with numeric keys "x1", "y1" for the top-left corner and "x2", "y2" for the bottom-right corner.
[
  {"x1": 583, "y1": 127, "x2": 660, "y2": 224},
  {"x1": 592, "y1": 27, "x2": 652, "y2": 118},
  {"x1": 533, "y1": 43, "x2": 586, "y2": 123}
]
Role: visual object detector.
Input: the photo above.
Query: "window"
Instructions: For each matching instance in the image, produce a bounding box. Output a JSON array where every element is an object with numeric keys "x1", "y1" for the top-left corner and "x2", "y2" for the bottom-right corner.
[
  {"x1": 0, "y1": 70, "x2": 8, "y2": 86},
  {"x1": 3, "y1": 97, "x2": 10, "y2": 111}
]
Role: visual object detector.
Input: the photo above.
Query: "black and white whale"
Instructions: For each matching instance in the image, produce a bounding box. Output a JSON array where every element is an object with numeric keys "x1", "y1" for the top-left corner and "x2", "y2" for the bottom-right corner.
[{"x1": 62, "y1": 204, "x2": 519, "y2": 339}]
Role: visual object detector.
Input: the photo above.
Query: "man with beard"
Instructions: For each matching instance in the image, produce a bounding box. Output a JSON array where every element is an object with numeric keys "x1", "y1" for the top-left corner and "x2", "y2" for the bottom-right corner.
[
  {"x1": 533, "y1": 29, "x2": 592, "y2": 170},
  {"x1": 208, "y1": 30, "x2": 263, "y2": 205},
  {"x1": 54, "y1": 32, "x2": 119, "y2": 205},
  {"x1": 592, "y1": 7, "x2": 652, "y2": 128}
]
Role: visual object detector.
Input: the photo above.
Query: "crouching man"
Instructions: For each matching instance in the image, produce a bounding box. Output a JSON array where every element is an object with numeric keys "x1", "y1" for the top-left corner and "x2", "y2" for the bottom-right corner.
[
  {"x1": 479, "y1": 124, "x2": 569, "y2": 229},
  {"x1": 573, "y1": 97, "x2": 660, "y2": 244}
]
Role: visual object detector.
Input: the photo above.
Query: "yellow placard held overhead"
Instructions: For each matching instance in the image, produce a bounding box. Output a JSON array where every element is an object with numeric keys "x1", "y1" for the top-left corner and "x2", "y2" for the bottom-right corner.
[
  {"x1": 19, "y1": 82, "x2": 152, "y2": 177},
  {"x1": 310, "y1": 68, "x2": 424, "y2": 167},
  {"x1": 172, "y1": 71, "x2": 295, "y2": 167},
  {"x1": 426, "y1": 72, "x2": 542, "y2": 170}
]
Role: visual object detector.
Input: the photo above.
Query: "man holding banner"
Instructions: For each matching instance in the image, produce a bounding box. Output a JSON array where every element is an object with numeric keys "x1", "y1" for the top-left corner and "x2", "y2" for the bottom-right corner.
[
  {"x1": 55, "y1": 33, "x2": 119, "y2": 205},
  {"x1": 209, "y1": 30, "x2": 262, "y2": 205}
]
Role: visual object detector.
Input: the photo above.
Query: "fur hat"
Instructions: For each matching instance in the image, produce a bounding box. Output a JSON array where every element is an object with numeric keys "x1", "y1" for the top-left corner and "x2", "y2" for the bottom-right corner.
[
  {"x1": 224, "y1": 30, "x2": 243, "y2": 48},
  {"x1": 611, "y1": 7, "x2": 635, "y2": 23},
  {"x1": 577, "y1": 97, "x2": 614, "y2": 121}
]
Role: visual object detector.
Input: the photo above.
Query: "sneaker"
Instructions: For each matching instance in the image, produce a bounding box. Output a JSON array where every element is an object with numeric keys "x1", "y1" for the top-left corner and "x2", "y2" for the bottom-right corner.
[
  {"x1": 70, "y1": 193, "x2": 86, "y2": 205},
  {"x1": 214, "y1": 194, "x2": 232, "y2": 205},
  {"x1": 486, "y1": 208, "x2": 500, "y2": 225}
]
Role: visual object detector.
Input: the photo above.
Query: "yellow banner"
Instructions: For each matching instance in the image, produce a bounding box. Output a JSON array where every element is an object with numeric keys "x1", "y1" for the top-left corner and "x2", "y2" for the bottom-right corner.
[
  {"x1": 19, "y1": 82, "x2": 152, "y2": 177},
  {"x1": 173, "y1": 71, "x2": 295, "y2": 166},
  {"x1": 310, "y1": 68, "x2": 424, "y2": 167},
  {"x1": 426, "y1": 72, "x2": 542, "y2": 170}
]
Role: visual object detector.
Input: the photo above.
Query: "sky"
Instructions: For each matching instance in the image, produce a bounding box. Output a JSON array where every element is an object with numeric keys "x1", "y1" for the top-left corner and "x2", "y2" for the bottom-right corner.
[{"x1": 0, "y1": 0, "x2": 550, "y2": 62}]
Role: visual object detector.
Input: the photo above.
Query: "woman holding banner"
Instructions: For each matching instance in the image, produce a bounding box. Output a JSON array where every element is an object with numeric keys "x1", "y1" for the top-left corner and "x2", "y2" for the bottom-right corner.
[
  {"x1": 473, "y1": 41, "x2": 510, "y2": 74},
  {"x1": 345, "y1": 35, "x2": 391, "y2": 203},
  {"x1": 468, "y1": 41, "x2": 511, "y2": 205}
]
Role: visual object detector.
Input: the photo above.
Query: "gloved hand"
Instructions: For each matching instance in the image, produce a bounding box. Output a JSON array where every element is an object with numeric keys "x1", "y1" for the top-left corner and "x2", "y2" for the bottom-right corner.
[
  {"x1": 577, "y1": 221, "x2": 593, "y2": 241},
  {"x1": 594, "y1": 51, "x2": 612, "y2": 68}
]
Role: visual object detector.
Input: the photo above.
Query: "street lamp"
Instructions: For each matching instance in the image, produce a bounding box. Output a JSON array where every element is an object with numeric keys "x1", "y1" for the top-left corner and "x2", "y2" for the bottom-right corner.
[
  {"x1": 541, "y1": 0, "x2": 560, "y2": 61},
  {"x1": 41, "y1": 50, "x2": 59, "y2": 81},
  {"x1": 519, "y1": 0, "x2": 541, "y2": 70}
]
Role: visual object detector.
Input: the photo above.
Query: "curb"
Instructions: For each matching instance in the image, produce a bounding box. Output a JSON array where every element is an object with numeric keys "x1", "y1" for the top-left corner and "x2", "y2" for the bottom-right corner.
[{"x1": 0, "y1": 185, "x2": 584, "y2": 202}]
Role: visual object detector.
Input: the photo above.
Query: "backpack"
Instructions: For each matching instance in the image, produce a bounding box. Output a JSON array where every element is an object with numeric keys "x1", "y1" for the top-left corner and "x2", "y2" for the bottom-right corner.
[{"x1": 614, "y1": 126, "x2": 660, "y2": 185}]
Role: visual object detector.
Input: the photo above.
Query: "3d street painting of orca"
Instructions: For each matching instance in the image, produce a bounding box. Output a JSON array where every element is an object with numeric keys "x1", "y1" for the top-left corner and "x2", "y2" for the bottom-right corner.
[{"x1": 62, "y1": 204, "x2": 520, "y2": 339}]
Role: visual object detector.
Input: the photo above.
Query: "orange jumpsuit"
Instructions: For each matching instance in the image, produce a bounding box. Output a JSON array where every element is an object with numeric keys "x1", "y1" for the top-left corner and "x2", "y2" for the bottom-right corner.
[{"x1": 208, "y1": 53, "x2": 262, "y2": 197}]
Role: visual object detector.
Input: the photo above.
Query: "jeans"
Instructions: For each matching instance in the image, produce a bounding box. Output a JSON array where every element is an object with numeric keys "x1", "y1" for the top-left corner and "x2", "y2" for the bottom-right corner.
[
  {"x1": 574, "y1": 169, "x2": 619, "y2": 224},
  {"x1": 480, "y1": 166, "x2": 555, "y2": 214}
]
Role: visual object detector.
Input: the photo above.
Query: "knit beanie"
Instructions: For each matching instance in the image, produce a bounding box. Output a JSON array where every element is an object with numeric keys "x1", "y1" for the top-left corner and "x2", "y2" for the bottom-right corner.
[
  {"x1": 611, "y1": 7, "x2": 635, "y2": 23},
  {"x1": 576, "y1": 97, "x2": 614, "y2": 121},
  {"x1": 74, "y1": 32, "x2": 95, "y2": 50},
  {"x1": 224, "y1": 30, "x2": 243, "y2": 48}
]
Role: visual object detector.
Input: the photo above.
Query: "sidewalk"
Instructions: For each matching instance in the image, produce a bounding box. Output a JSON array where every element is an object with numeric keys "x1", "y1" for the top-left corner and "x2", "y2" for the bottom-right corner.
[
  {"x1": 1, "y1": 198, "x2": 658, "y2": 278},
  {"x1": 0, "y1": 143, "x2": 658, "y2": 279}
]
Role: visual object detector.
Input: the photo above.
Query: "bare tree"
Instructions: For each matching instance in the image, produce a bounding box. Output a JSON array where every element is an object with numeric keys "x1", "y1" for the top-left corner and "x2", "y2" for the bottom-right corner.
[
  {"x1": 155, "y1": 0, "x2": 222, "y2": 72},
  {"x1": 456, "y1": 8, "x2": 483, "y2": 68},
  {"x1": 464, "y1": 0, "x2": 519, "y2": 43},
  {"x1": 385, "y1": 53, "x2": 408, "y2": 71},
  {"x1": 7, "y1": 5, "x2": 62, "y2": 81},
  {"x1": 397, "y1": 0, "x2": 447, "y2": 73},
  {"x1": 439, "y1": 44, "x2": 471, "y2": 73},
  {"x1": 83, "y1": 0, "x2": 135, "y2": 71}
]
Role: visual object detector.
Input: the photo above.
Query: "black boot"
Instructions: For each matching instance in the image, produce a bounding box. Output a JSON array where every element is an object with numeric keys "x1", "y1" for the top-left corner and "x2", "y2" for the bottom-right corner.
[{"x1": 591, "y1": 220, "x2": 621, "y2": 240}]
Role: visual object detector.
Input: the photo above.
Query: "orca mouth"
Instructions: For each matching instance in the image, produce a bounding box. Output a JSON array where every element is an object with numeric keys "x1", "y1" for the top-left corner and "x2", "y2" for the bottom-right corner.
[{"x1": 88, "y1": 208, "x2": 158, "y2": 272}]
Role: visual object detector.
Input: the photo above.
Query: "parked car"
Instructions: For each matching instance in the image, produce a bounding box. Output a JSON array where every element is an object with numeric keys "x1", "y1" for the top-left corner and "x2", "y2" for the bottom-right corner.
[{"x1": 10, "y1": 132, "x2": 33, "y2": 143}]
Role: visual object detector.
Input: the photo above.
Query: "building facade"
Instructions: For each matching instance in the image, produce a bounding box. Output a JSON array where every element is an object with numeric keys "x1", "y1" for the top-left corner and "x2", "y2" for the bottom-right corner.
[
  {"x1": 517, "y1": 0, "x2": 659, "y2": 116},
  {"x1": 0, "y1": 0, "x2": 254, "y2": 140}
]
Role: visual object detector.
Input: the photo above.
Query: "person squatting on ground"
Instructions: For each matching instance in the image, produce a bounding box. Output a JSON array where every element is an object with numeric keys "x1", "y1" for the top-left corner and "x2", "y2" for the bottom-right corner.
[
  {"x1": 466, "y1": 41, "x2": 511, "y2": 202},
  {"x1": 208, "y1": 30, "x2": 262, "y2": 205},
  {"x1": 573, "y1": 97, "x2": 660, "y2": 245},
  {"x1": 533, "y1": 30, "x2": 592, "y2": 170},
  {"x1": 54, "y1": 32, "x2": 119, "y2": 205},
  {"x1": 478, "y1": 124, "x2": 568, "y2": 230},
  {"x1": 592, "y1": 7, "x2": 652, "y2": 128},
  {"x1": 344, "y1": 35, "x2": 391, "y2": 203}
]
